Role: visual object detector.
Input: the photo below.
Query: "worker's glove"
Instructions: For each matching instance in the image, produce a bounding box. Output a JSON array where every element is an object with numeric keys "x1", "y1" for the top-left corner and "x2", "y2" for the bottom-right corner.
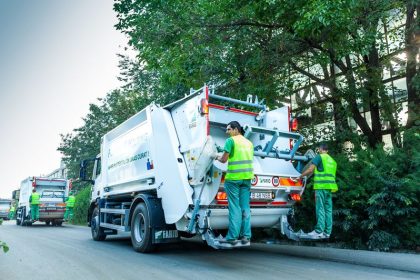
[
  {"x1": 215, "y1": 145, "x2": 224, "y2": 153},
  {"x1": 211, "y1": 152, "x2": 223, "y2": 160}
]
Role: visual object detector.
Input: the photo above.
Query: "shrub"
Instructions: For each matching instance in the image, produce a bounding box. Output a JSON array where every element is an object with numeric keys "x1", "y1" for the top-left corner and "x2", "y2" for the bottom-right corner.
[
  {"x1": 72, "y1": 186, "x2": 91, "y2": 225},
  {"x1": 292, "y1": 129, "x2": 419, "y2": 251}
]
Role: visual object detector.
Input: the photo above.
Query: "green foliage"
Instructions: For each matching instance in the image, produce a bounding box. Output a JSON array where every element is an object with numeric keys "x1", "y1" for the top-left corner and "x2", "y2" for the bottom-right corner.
[
  {"x1": 0, "y1": 219, "x2": 9, "y2": 253},
  {"x1": 0, "y1": 241, "x2": 8, "y2": 253},
  {"x1": 71, "y1": 186, "x2": 92, "y2": 225},
  {"x1": 114, "y1": 0, "x2": 409, "y2": 148},
  {"x1": 56, "y1": 0, "x2": 417, "y2": 252},
  {"x1": 294, "y1": 129, "x2": 419, "y2": 251}
]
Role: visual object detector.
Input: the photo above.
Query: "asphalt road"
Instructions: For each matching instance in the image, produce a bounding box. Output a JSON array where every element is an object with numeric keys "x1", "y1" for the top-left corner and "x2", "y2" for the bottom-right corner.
[{"x1": 0, "y1": 220, "x2": 418, "y2": 280}]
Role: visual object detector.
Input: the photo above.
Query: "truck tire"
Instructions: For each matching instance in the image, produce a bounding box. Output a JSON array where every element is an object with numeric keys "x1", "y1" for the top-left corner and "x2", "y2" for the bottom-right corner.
[
  {"x1": 131, "y1": 203, "x2": 154, "y2": 253},
  {"x1": 19, "y1": 208, "x2": 26, "y2": 226},
  {"x1": 91, "y1": 207, "x2": 106, "y2": 241},
  {"x1": 16, "y1": 210, "x2": 21, "y2": 225}
]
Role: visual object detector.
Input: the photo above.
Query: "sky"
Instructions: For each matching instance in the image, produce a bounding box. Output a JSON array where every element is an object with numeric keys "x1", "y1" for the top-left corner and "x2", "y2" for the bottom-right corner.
[{"x1": 0, "y1": 0, "x2": 128, "y2": 198}]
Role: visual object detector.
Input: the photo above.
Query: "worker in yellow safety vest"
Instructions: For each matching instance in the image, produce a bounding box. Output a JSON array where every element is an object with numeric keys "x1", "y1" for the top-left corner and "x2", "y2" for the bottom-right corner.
[
  {"x1": 216, "y1": 121, "x2": 254, "y2": 245},
  {"x1": 29, "y1": 189, "x2": 40, "y2": 221},
  {"x1": 64, "y1": 192, "x2": 76, "y2": 222},
  {"x1": 297, "y1": 143, "x2": 338, "y2": 238},
  {"x1": 8, "y1": 204, "x2": 15, "y2": 220}
]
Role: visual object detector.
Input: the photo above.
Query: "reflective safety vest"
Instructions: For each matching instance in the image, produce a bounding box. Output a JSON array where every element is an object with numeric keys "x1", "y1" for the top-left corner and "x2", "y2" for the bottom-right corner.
[
  {"x1": 225, "y1": 135, "x2": 254, "y2": 180},
  {"x1": 30, "y1": 192, "x2": 40, "y2": 205},
  {"x1": 66, "y1": 196, "x2": 76, "y2": 208},
  {"x1": 10, "y1": 206, "x2": 15, "y2": 212},
  {"x1": 314, "y1": 154, "x2": 338, "y2": 192}
]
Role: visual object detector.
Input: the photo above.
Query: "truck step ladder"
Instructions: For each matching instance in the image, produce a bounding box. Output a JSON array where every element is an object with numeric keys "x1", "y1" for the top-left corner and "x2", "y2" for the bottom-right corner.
[
  {"x1": 100, "y1": 202, "x2": 131, "y2": 232},
  {"x1": 202, "y1": 229, "x2": 251, "y2": 249},
  {"x1": 280, "y1": 215, "x2": 328, "y2": 241}
]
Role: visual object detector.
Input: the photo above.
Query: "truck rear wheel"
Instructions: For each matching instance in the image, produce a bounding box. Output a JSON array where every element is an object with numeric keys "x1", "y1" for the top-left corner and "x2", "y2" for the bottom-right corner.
[
  {"x1": 16, "y1": 209, "x2": 21, "y2": 225},
  {"x1": 91, "y1": 207, "x2": 106, "y2": 241},
  {"x1": 19, "y1": 208, "x2": 27, "y2": 226},
  {"x1": 131, "y1": 203, "x2": 154, "y2": 253}
]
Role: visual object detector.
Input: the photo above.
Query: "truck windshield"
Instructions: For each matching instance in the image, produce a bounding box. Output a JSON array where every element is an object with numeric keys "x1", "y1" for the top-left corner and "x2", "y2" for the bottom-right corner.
[
  {"x1": 0, "y1": 202, "x2": 10, "y2": 210},
  {"x1": 42, "y1": 191, "x2": 64, "y2": 198}
]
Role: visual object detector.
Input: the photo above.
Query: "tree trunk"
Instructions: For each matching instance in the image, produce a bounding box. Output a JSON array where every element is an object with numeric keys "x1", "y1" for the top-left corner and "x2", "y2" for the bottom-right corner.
[
  {"x1": 363, "y1": 45, "x2": 383, "y2": 146},
  {"x1": 405, "y1": 0, "x2": 420, "y2": 129},
  {"x1": 341, "y1": 55, "x2": 381, "y2": 148}
]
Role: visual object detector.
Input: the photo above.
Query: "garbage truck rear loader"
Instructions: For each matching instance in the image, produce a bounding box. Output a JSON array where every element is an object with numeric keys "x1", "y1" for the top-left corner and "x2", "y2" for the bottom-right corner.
[
  {"x1": 16, "y1": 177, "x2": 69, "y2": 226},
  {"x1": 80, "y1": 85, "x2": 312, "y2": 253}
]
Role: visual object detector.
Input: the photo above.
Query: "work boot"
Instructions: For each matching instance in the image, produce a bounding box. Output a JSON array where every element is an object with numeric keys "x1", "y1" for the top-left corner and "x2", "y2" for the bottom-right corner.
[
  {"x1": 218, "y1": 238, "x2": 239, "y2": 245},
  {"x1": 240, "y1": 237, "x2": 250, "y2": 245},
  {"x1": 307, "y1": 230, "x2": 323, "y2": 238},
  {"x1": 323, "y1": 233, "x2": 330, "y2": 239}
]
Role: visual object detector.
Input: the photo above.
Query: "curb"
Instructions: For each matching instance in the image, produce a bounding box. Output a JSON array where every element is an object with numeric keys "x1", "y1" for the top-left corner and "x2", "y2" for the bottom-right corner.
[{"x1": 252, "y1": 243, "x2": 420, "y2": 274}]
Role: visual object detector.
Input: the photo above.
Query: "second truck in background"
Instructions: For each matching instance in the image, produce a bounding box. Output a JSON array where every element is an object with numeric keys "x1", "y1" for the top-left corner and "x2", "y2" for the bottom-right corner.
[{"x1": 15, "y1": 177, "x2": 70, "y2": 226}]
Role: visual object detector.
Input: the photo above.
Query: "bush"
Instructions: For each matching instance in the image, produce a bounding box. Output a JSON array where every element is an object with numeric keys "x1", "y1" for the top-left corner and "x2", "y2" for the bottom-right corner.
[
  {"x1": 293, "y1": 129, "x2": 420, "y2": 251},
  {"x1": 72, "y1": 186, "x2": 92, "y2": 225}
]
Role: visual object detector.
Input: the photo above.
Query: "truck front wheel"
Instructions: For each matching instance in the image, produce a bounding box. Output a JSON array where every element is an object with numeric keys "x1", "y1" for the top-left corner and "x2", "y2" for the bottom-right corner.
[
  {"x1": 131, "y1": 203, "x2": 154, "y2": 253},
  {"x1": 91, "y1": 207, "x2": 106, "y2": 241}
]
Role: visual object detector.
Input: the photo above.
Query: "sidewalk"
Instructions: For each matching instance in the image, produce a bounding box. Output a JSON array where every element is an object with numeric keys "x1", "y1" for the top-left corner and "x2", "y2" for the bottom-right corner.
[{"x1": 252, "y1": 242, "x2": 420, "y2": 273}]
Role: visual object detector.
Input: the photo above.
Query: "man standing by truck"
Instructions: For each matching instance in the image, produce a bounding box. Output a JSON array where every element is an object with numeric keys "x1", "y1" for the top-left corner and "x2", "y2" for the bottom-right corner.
[
  {"x1": 29, "y1": 189, "x2": 40, "y2": 221},
  {"x1": 297, "y1": 143, "x2": 338, "y2": 238},
  {"x1": 216, "y1": 121, "x2": 254, "y2": 245},
  {"x1": 64, "y1": 192, "x2": 76, "y2": 223},
  {"x1": 8, "y1": 204, "x2": 15, "y2": 220}
]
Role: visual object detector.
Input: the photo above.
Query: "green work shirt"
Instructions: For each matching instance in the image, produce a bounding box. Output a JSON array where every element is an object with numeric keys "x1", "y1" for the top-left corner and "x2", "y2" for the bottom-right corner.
[
  {"x1": 311, "y1": 155, "x2": 324, "y2": 171},
  {"x1": 224, "y1": 137, "x2": 235, "y2": 157}
]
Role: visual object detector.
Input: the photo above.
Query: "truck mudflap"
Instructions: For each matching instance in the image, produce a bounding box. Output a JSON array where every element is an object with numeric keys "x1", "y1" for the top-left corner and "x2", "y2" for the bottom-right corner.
[{"x1": 280, "y1": 215, "x2": 328, "y2": 241}]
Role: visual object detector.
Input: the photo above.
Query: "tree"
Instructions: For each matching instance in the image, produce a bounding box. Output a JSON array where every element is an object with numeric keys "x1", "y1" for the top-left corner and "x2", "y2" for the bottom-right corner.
[
  {"x1": 114, "y1": 0, "x2": 410, "y2": 148},
  {"x1": 404, "y1": 0, "x2": 420, "y2": 129}
]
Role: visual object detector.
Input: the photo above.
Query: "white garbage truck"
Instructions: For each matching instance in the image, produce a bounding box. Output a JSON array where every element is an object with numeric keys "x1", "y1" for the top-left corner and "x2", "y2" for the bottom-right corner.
[
  {"x1": 80, "y1": 85, "x2": 314, "y2": 253},
  {"x1": 0, "y1": 199, "x2": 11, "y2": 220},
  {"x1": 16, "y1": 177, "x2": 70, "y2": 226}
]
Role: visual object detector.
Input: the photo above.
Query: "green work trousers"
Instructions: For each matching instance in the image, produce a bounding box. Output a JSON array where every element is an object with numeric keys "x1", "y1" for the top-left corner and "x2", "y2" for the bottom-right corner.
[
  {"x1": 225, "y1": 179, "x2": 252, "y2": 241},
  {"x1": 30, "y1": 205, "x2": 40, "y2": 220},
  {"x1": 64, "y1": 207, "x2": 74, "y2": 221},
  {"x1": 8, "y1": 211, "x2": 15, "y2": 220},
  {"x1": 314, "y1": 189, "x2": 333, "y2": 235}
]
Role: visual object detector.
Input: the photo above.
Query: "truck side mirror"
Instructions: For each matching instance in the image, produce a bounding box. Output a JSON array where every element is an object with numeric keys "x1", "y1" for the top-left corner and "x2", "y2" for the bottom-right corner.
[
  {"x1": 79, "y1": 159, "x2": 95, "y2": 184},
  {"x1": 12, "y1": 190, "x2": 18, "y2": 200}
]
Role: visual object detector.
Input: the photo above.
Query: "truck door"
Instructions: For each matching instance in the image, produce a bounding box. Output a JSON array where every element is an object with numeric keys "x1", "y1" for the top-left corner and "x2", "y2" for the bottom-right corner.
[{"x1": 150, "y1": 106, "x2": 193, "y2": 224}]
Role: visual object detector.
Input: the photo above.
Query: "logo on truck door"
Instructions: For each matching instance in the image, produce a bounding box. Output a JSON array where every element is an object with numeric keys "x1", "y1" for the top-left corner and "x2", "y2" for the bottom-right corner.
[{"x1": 108, "y1": 151, "x2": 150, "y2": 170}]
